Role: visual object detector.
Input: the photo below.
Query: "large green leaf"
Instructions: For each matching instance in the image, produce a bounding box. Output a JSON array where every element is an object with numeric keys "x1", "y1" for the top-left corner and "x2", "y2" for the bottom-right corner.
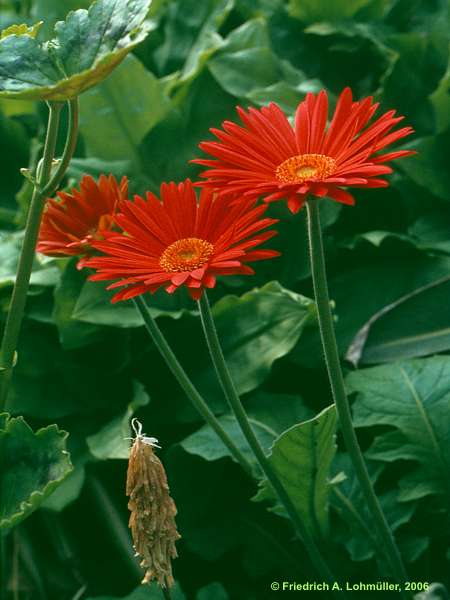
[
  {"x1": 0, "y1": 0, "x2": 151, "y2": 100},
  {"x1": 208, "y1": 19, "x2": 321, "y2": 111},
  {"x1": 73, "y1": 278, "x2": 192, "y2": 326},
  {"x1": 292, "y1": 254, "x2": 450, "y2": 368},
  {"x1": 180, "y1": 392, "x2": 312, "y2": 468},
  {"x1": 79, "y1": 54, "x2": 170, "y2": 162},
  {"x1": 347, "y1": 357, "x2": 450, "y2": 502},
  {"x1": 254, "y1": 405, "x2": 337, "y2": 539},
  {"x1": 346, "y1": 273, "x2": 450, "y2": 365},
  {"x1": 181, "y1": 414, "x2": 273, "y2": 471},
  {"x1": 0, "y1": 414, "x2": 72, "y2": 530},
  {"x1": 202, "y1": 282, "x2": 316, "y2": 397}
]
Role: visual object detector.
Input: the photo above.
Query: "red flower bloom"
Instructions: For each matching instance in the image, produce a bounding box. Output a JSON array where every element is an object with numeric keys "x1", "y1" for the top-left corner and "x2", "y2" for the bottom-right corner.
[
  {"x1": 193, "y1": 88, "x2": 415, "y2": 213},
  {"x1": 37, "y1": 174, "x2": 129, "y2": 267},
  {"x1": 85, "y1": 179, "x2": 280, "y2": 302}
]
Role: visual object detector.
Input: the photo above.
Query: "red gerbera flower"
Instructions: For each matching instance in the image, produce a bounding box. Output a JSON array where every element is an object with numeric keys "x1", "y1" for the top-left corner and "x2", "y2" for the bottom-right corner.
[
  {"x1": 193, "y1": 88, "x2": 415, "y2": 213},
  {"x1": 84, "y1": 179, "x2": 280, "y2": 302},
  {"x1": 37, "y1": 174, "x2": 129, "y2": 267}
]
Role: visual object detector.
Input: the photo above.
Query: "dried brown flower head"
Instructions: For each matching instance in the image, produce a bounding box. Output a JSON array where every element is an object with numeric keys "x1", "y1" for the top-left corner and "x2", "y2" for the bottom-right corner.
[{"x1": 126, "y1": 419, "x2": 180, "y2": 587}]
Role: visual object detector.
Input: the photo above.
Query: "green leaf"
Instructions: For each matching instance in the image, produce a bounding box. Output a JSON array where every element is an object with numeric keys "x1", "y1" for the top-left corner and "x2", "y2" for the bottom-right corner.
[
  {"x1": 254, "y1": 405, "x2": 337, "y2": 539},
  {"x1": 293, "y1": 255, "x2": 450, "y2": 368},
  {"x1": 288, "y1": 0, "x2": 373, "y2": 23},
  {"x1": 86, "y1": 582, "x2": 186, "y2": 600},
  {"x1": 0, "y1": 414, "x2": 72, "y2": 530},
  {"x1": 52, "y1": 258, "x2": 104, "y2": 350},
  {"x1": 399, "y1": 134, "x2": 450, "y2": 201},
  {"x1": 79, "y1": 54, "x2": 170, "y2": 162},
  {"x1": 347, "y1": 357, "x2": 450, "y2": 502},
  {"x1": 346, "y1": 273, "x2": 450, "y2": 365},
  {"x1": 87, "y1": 382, "x2": 150, "y2": 460},
  {"x1": 0, "y1": 230, "x2": 60, "y2": 289},
  {"x1": 180, "y1": 393, "x2": 312, "y2": 467},
  {"x1": 200, "y1": 282, "x2": 316, "y2": 397},
  {"x1": 180, "y1": 414, "x2": 274, "y2": 468},
  {"x1": 73, "y1": 279, "x2": 192, "y2": 327},
  {"x1": 430, "y1": 61, "x2": 450, "y2": 134},
  {"x1": 154, "y1": 0, "x2": 233, "y2": 84},
  {"x1": 331, "y1": 454, "x2": 422, "y2": 563},
  {"x1": 0, "y1": 0, "x2": 151, "y2": 100},
  {"x1": 208, "y1": 19, "x2": 321, "y2": 111}
]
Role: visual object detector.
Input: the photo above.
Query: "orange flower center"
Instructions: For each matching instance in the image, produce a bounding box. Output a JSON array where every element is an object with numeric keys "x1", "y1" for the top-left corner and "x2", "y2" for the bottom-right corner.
[
  {"x1": 275, "y1": 153, "x2": 337, "y2": 184},
  {"x1": 159, "y1": 237, "x2": 214, "y2": 272}
]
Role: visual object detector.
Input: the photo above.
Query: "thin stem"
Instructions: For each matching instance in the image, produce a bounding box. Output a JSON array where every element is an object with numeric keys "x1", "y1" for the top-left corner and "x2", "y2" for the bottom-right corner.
[
  {"x1": 0, "y1": 533, "x2": 6, "y2": 600},
  {"x1": 305, "y1": 198, "x2": 410, "y2": 596},
  {"x1": 197, "y1": 292, "x2": 343, "y2": 598},
  {"x1": 133, "y1": 296, "x2": 253, "y2": 477},
  {"x1": 87, "y1": 476, "x2": 142, "y2": 581},
  {"x1": 0, "y1": 97, "x2": 79, "y2": 409},
  {"x1": 42, "y1": 98, "x2": 79, "y2": 198},
  {"x1": 162, "y1": 587, "x2": 172, "y2": 600}
]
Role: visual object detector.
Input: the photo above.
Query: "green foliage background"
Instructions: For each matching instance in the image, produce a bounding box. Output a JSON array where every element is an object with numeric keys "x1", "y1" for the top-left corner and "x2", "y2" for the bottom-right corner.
[{"x1": 0, "y1": 0, "x2": 449, "y2": 598}]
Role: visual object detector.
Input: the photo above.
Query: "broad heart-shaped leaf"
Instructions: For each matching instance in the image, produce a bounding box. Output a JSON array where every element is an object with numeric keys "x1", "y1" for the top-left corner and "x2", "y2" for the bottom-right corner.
[
  {"x1": 200, "y1": 282, "x2": 316, "y2": 397},
  {"x1": 79, "y1": 54, "x2": 171, "y2": 162},
  {"x1": 254, "y1": 405, "x2": 337, "y2": 540},
  {"x1": 0, "y1": 0, "x2": 151, "y2": 100},
  {"x1": 0, "y1": 414, "x2": 72, "y2": 530},
  {"x1": 86, "y1": 581, "x2": 186, "y2": 600},
  {"x1": 87, "y1": 382, "x2": 149, "y2": 460},
  {"x1": 347, "y1": 357, "x2": 450, "y2": 503}
]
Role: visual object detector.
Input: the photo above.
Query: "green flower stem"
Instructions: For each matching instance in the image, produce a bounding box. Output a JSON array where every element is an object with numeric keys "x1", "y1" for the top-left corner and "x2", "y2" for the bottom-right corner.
[
  {"x1": 197, "y1": 292, "x2": 343, "y2": 597},
  {"x1": 0, "y1": 98, "x2": 79, "y2": 409},
  {"x1": 305, "y1": 198, "x2": 410, "y2": 595},
  {"x1": 42, "y1": 98, "x2": 79, "y2": 198},
  {"x1": 133, "y1": 296, "x2": 254, "y2": 477},
  {"x1": 0, "y1": 533, "x2": 6, "y2": 600}
]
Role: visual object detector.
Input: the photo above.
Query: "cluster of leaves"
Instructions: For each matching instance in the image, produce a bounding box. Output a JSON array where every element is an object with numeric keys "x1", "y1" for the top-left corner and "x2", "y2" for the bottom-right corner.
[{"x1": 0, "y1": 0, "x2": 449, "y2": 598}]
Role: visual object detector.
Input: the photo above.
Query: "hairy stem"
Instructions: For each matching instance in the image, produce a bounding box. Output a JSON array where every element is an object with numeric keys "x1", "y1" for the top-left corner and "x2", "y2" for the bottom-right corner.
[
  {"x1": 0, "y1": 98, "x2": 79, "y2": 409},
  {"x1": 305, "y1": 198, "x2": 410, "y2": 596},
  {"x1": 133, "y1": 296, "x2": 253, "y2": 476},
  {"x1": 197, "y1": 292, "x2": 343, "y2": 598},
  {"x1": 0, "y1": 533, "x2": 6, "y2": 600}
]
